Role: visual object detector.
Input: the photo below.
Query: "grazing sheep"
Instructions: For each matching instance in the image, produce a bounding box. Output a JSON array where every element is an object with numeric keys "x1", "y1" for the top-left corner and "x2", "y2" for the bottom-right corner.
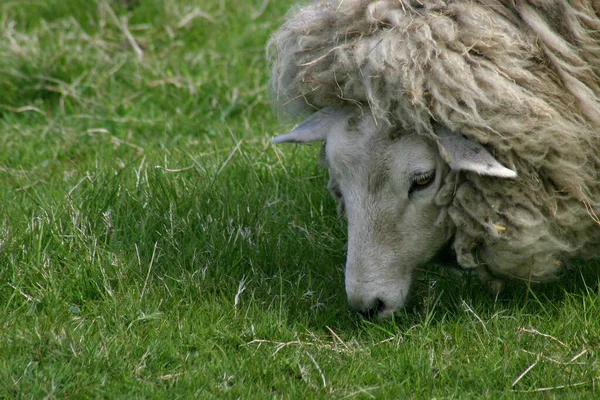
[{"x1": 268, "y1": 0, "x2": 600, "y2": 317}]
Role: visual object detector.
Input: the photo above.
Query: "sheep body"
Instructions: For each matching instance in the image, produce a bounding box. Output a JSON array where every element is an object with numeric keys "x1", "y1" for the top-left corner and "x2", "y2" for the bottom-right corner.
[{"x1": 269, "y1": 0, "x2": 600, "y2": 284}]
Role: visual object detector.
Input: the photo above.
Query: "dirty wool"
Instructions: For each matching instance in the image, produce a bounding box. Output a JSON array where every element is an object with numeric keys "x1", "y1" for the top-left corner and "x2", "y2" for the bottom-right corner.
[{"x1": 269, "y1": 0, "x2": 600, "y2": 281}]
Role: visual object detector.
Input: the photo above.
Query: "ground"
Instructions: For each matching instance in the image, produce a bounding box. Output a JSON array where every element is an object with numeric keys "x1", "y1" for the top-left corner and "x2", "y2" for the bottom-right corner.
[{"x1": 1, "y1": 0, "x2": 599, "y2": 397}]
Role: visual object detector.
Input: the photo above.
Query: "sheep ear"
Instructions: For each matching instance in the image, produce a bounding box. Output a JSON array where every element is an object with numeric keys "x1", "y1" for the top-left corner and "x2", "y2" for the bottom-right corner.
[
  {"x1": 435, "y1": 124, "x2": 517, "y2": 178},
  {"x1": 273, "y1": 107, "x2": 346, "y2": 144}
]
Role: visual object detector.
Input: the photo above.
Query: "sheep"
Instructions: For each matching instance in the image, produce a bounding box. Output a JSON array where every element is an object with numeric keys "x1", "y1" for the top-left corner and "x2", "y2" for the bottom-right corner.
[{"x1": 268, "y1": 0, "x2": 600, "y2": 318}]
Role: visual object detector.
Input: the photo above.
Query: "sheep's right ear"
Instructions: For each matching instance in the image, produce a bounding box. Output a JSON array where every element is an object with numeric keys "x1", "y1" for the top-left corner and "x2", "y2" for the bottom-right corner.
[
  {"x1": 273, "y1": 107, "x2": 346, "y2": 144},
  {"x1": 435, "y1": 124, "x2": 517, "y2": 178}
]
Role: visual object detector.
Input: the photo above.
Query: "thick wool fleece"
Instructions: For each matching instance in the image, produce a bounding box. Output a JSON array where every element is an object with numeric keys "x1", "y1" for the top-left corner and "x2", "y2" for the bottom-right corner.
[{"x1": 269, "y1": 0, "x2": 600, "y2": 281}]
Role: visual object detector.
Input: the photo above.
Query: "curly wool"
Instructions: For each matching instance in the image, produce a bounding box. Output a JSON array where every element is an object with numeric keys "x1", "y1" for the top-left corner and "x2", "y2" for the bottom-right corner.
[{"x1": 269, "y1": 0, "x2": 600, "y2": 281}]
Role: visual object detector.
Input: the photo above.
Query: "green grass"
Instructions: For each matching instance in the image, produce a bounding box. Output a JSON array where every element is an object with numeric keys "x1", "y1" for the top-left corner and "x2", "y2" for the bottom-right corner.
[{"x1": 1, "y1": 0, "x2": 599, "y2": 398}]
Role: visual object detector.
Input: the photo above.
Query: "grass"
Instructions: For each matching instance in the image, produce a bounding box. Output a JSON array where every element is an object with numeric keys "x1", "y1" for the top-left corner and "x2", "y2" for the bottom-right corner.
[{"x1": 1, "y1": 0, "x2": 599, "y2": 398}]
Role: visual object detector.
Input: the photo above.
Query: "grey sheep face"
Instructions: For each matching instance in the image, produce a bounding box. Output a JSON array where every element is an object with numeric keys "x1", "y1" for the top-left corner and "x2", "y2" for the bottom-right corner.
[
  {"x1": 274, "y1": 108, "x2": 516, "y2": 318},
  {"x1": 328, "y1": 123, "x2": 451, "y2": 317}
]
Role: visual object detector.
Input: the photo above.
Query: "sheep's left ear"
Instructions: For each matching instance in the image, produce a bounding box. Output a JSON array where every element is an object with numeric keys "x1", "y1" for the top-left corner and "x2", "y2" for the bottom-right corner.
[
  {"x1": 435, "y1": 124, "x2": 517, "y2": 178},
  {"x1": 273, "y1": 107, "x2": 348, "y2": 144}
]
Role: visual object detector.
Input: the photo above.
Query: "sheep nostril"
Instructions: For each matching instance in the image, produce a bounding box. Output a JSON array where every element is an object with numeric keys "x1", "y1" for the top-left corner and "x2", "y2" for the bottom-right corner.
[{"x1": 357, "y1": 298, "x2": 386, "y2": 319}]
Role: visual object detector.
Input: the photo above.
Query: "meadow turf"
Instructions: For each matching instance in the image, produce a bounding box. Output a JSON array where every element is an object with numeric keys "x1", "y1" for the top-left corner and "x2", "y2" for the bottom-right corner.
[{"x1": 1, "y1": 0, "x2": 599, "y2": 398}]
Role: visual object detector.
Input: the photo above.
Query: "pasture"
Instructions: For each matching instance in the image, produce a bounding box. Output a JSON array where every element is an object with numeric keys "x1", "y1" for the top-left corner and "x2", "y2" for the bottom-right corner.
[{"x1": 1, "y1": 0, "x2": 599, "y2": 397}]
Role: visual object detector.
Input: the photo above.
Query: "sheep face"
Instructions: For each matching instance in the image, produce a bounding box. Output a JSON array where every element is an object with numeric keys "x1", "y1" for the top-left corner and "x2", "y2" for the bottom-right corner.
[
  {"x1": 327, "y1": 124, "x2": 451, "y2": 317},
  {"x1": 274, "y1": 108, "x2": 516, "y2": 318}
]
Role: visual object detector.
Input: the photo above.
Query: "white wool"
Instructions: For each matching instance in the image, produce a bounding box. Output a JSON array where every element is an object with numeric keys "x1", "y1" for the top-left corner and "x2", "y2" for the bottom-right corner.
[{"x1": 269, "y1": 0, "x2": 600, "y2": 282}]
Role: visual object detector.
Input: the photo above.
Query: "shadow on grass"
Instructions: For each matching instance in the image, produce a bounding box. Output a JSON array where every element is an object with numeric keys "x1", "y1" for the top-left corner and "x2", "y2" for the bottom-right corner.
[
  {"x1": 390, "y1": 258, "x2": 600, "y2": 329},
  {"x1": 33, "y1": 155, "x2": 598, "y2": 335}
]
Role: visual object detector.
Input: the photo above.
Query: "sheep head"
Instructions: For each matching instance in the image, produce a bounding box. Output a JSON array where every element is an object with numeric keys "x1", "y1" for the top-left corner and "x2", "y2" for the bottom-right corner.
[{"x1": 274, "y1": 108, "x2": 516, "y2": 318}]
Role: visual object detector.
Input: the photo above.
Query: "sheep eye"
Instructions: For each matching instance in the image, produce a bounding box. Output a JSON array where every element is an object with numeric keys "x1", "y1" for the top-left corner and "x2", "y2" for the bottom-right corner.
[{"x1": 409, "y1": 171, "x2": 435, "y2": 194}]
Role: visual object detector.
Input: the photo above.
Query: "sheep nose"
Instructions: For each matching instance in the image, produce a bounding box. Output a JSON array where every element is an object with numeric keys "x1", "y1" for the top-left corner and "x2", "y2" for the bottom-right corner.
[{"x1": 349, "y1": 297, "x2": 387, "y2": 319}]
